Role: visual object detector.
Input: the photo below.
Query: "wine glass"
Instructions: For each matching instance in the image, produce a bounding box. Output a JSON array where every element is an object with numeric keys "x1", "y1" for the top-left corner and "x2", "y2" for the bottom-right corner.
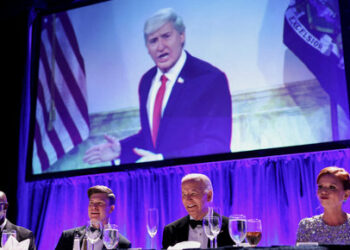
[
  {"x1": 228, "y1": 214, "x2": 247, "y2": 247},
  {"x1": 246, "y1": 219, "x2": 262, "y2": 247},
  {"x1": 1, "y1": 229, "x2": 17, "y2": 247},
  {"x1": 203, "y1": 217, "x2": 215, "y2": 248},
  {"x1": 103, "y1": 224, "x2": 119, "y2": 249},
  {"x1": 209, "y1": 207, "x2": 222, "y2": 248},
  {"x1": 147, "y1": 208, "x2": 159, "y2": 249},
  {"x1": 86, "y1": 220, "x2": 102, "y2": 250}
]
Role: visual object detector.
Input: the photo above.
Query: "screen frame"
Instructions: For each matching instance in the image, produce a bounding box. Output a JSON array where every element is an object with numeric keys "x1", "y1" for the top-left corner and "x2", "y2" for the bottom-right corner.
[{"x1": 25, "y1": 0, "x2": 350, "y2": 181}]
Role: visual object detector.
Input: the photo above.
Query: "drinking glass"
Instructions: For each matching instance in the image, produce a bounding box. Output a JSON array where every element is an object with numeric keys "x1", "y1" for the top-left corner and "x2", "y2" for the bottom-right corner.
[
  {"x1": 203, "y1": 217, "x2": 215, "y2": 248},
  {"x1": 1, "y1": 229, "x2": 17, "y2": 247},
  {"x1": 103, "y1": 224, "x2": 119, "y2": 249},
  {"x1": 246, "y1": 219, "x2": 262, "y2": 247},
  {"x1": 209, "y1": 207, "x2": 222, "y2": 248},
  {"x1": 86, "y1": 220, "x2": 102, "y2": 250},
  {"x1": 228, "y1": 214, "x2": 247, "y2": 247},
  {"x1": 147, "y1": 208, "x2": 159, "y2": 249}
]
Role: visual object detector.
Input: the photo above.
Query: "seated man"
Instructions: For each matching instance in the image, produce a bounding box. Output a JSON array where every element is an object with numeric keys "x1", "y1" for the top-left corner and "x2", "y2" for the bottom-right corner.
[
  {"x1": 162, "y1": 173, "x2": 234, "y2": 248},
  {"x1": 55, "y1": 185, "x2": 131, "y2": 249},
  {"x1": 0, "y1": 191, "x2": 36, "y2": 250}
]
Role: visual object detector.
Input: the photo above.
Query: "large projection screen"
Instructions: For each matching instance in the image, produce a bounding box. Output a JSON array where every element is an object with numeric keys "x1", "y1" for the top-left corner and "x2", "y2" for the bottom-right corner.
[{"x1": 28, "y1": 0, "x2": 350, "y2": 176}]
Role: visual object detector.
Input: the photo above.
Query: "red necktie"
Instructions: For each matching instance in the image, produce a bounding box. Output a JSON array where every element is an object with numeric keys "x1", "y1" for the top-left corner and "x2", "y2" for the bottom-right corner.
[{"x1": 152, "y1": 74, "x2": 167, "y2": 146}]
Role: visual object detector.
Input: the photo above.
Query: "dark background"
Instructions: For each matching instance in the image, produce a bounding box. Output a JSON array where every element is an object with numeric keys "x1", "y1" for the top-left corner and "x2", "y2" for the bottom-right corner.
[
  {"x1": 2, "y1": 0, "x2": 31, "y2": 222},
  {"x1": 2, "y1": 0, "x2": 350, "y2": 223}
]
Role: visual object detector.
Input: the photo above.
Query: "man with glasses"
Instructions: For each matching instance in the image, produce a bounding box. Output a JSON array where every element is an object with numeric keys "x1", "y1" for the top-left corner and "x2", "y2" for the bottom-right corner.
[
  {"x1": 55, "y1": 185, "x2": 131, "y2": 249},
  {"x1": 0, "y1": 191, "x2": 36, "y2": 249}
]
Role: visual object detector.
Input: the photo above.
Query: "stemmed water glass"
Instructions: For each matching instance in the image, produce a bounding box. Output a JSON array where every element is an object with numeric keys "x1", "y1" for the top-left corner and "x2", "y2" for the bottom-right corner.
[
  {"x1": 228, "y1": 214, "x2": 247, "y2": 247},
  {"x1": 103, "y1": 224, "x2": 119, "y2": 249},
  {"x1": 147, "y1": 208, "x2": 159, "y2": 249},
  {"x1": 209, "y1": 207, "x2": 222, "y2": 248},
  {"x1": 203, "y1": 217, "x2": 215, "y2": 248},
  {"x1": 246, "y1": 219, "x2": 262, "y2": 247},
  {"x1": 86, "y1": 220, "x2": 102, "y2": 250}
]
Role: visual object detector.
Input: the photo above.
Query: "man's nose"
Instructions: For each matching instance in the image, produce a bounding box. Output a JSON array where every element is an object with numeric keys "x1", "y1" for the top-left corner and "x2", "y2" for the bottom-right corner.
[
  {"x1": 157, "y1": 39, "x2": 165, "y2": 51},
  {"x1": 185, "y1": 195, "x2": 192, "y2": 201}
]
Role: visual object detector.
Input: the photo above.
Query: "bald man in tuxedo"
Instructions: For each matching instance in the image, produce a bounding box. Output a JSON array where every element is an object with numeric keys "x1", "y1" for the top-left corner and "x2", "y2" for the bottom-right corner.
[{"x1": 0, "y1": 191, "x2": 36, "y2": 250}]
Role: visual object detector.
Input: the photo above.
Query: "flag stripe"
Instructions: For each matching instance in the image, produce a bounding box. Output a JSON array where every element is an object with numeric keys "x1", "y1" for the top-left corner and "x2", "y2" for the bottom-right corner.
[
  {"x1": 46, "y1": 15, "x2": 90, "y2": 125},
  {"x1": 33, "y1": 12, "x2": 90, "y2": 173},
  {"x1": 40, "y1": 26, "x2": 89, "y2": 141},
  {"x1": 35, "y1": 99, "x2": 59, "y2": 168},
  {"x1": 59, "y1": 12, "x2": 86, "y2": 75},
  {"x1": 39, "y1": 40, "x2": 83, "y2": 145},
  {"x1": 37, "y1": 78, "x2": 66, "y2": 158},
  {"x1": 34, "y1": 121, "x2": 51, "y2": 171}
]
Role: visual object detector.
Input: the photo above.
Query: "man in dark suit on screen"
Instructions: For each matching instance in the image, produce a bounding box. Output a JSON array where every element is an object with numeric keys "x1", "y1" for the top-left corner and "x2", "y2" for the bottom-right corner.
[
  {"x1": 162, "y1": 173, "x2": 234, "y2": 248},
  {"x1": 55, "y1": 185, "x2": 131, "y2": 250},
  {"x1": 0, "y1": 191, "x2": 36, "y2": 250},
  {"x1": 83, "y1": 8, "x2": 232, "y2": 165}
]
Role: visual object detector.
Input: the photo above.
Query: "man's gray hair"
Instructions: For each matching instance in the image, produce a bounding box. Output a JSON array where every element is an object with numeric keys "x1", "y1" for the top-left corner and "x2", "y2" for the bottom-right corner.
[
  {"x1": 181, "y1": 173, "x2": 213, "y2": 201},
  {"x1": 144, "y1": 8, "x2": 185, "y2": 43}
]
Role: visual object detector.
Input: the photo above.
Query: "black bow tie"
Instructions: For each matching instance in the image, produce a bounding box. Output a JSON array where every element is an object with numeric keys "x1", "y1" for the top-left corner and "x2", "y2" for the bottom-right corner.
[{"x1": 189, "y1": 220, "x2": 203, "y2": 229}]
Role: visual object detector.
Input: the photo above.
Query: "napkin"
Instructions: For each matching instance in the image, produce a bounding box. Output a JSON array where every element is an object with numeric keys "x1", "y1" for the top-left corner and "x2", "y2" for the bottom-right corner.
[
  {"x1": 0, "y1": 236, "x2": 29, "y2": 250},
  {"x1": 168, "y1": 241, "x2": 201, "y2": 249}
]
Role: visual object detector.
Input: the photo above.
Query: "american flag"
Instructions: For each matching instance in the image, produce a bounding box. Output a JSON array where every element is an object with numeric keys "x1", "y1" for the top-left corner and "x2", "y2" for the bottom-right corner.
[{"x1": 33, "y1": 12, "x2": 90, "y2": 173}]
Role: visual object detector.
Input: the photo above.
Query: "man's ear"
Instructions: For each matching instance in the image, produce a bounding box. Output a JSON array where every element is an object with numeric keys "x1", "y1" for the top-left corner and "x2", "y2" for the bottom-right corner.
[
  {"x1": 109, "y1": 205, "x2": 115, "y2": 214},
  {"x1": 344, "y1": 190, "x2": 350, "y2": 201},
  {"x1": 207, "y1": 190, "x2": 213, "y2": 202},
  {"x1": 180, "y1": 32, "x2": 185, "y2": 47}
]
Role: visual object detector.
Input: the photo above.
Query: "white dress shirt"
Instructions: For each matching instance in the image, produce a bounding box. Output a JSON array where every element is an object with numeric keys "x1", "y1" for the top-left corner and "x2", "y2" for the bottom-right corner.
[
  {"x1": 87, "y1": 238, "x2": 104, "y2": 250},
  {"x1": 188, "y1": 215, "x2": 209, "y2": 248},
  {"x1": 147, "y1": 50, "x2": 187, "y2": 130}
]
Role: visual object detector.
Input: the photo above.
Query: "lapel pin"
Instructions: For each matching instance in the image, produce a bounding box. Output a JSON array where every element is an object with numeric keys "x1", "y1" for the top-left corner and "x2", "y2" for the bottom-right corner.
[{"x1": 177, "y1": 77, "x2": 184, "y2": 84}]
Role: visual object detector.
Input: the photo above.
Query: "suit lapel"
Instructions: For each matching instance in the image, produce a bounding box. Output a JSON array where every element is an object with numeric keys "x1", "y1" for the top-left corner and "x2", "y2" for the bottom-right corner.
[
  {"x1": 156, "y1": 52, "x2": 194, "y2": 148},
  {"x1": 4, "y1": 220, "x2": 15, "y2": 230},
  {"x1": 177, "y1": 215, "x2": 190, "y2": 242},
  {"x1": 3, "y1": 220, "x2": 17, "y2": 241},
  {"x1": 74, "y1": 226, "x2": 86, "y2": 249}
]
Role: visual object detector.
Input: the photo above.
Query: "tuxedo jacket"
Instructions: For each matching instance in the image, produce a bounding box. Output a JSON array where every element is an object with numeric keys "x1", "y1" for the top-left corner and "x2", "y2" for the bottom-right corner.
[
  {"x1": 162, "y1": 215, "x2": 234, "y2": 249},
  {"x1": 3, "y1": 220, "x2": 36, "y2": 250},
  {"x1": 120, "y1": 51, "x2": 232, "y2": 163},
  {"x1": 55, "y1": 226, "x2": 131, "y2": 250}
]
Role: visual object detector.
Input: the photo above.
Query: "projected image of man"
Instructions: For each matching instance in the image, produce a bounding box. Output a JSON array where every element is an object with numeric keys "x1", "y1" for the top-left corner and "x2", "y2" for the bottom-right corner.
[{"x1": 83, "y1": 8, "x2": 232, "y2": 165}]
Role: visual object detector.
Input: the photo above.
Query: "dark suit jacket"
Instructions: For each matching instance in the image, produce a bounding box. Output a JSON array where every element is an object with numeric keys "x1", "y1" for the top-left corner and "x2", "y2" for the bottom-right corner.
[
  {"x1": 162, "y1": 215, "x2": 234, "y2": 249},
  {"x1": 120, "y1": 51, "x2": 232, "y2": 163},
  {"x1": 55, "y1": 226, "x2": 131, "y2": 250},
  {"x1": 3, "y1": 220, "x2": 36, "y2": 250}
]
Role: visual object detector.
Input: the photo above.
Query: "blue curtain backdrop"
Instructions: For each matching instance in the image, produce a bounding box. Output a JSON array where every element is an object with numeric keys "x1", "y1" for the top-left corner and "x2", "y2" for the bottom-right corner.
[{"x1": 17, "y1": 138, "x2": 350, "y2": 249}]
